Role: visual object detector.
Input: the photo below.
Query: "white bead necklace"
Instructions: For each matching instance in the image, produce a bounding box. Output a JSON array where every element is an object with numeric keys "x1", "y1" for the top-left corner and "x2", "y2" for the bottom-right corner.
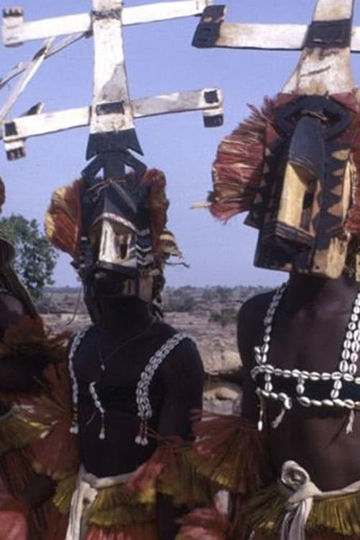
[
  {"x1": 68, "y1": 327, "x2": 191, "y2": 444},
  {"x1": 135, "y1": 331, "x2": 191, "y2": 445},
  {"x1": 68, "y1": 326, "x2": 90, "y2": 435},
  {"x1": 251, "y1": 282, "x2": 360, "y2": 432}
]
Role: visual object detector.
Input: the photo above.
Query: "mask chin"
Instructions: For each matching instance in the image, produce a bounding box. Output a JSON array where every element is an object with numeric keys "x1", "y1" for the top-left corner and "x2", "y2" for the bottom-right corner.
[{"x1": 84, "y1": 268, "x2": 154, "y2": 306}]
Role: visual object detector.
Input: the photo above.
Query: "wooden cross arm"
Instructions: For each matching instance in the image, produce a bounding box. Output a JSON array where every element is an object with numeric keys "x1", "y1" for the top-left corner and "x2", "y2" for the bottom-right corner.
[
  {"x1": 2, "y1": 0, "x2": 211, "y2": 46},
  {"x1": 0, "y1": 33, "x2": 85, "y2": 90},
  {"x1": 0, "y1": 38, "x2": 54, "y2": 124},
  {"x1": 192, "y1": 5, "x2": 360, "y2": 52},
  {"x1": 0, "y1": 88, "x2": 223, "y2": 159}
]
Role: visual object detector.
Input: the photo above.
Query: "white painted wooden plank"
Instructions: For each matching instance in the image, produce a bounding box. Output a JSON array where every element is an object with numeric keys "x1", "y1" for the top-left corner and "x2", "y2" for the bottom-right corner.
[
  {"x1": 0, "y1": 33, "x2": 85, "y2": 90},
  {"x1": 90, "y1": 0, "x2": 134, "y2": 135},
  {"x1": 4, "y1": 139, "x2": 25, "y2": 153},
  {"x1": 211, "y1": 23, "x2": 360, "y2": 52},
  {"x1": 352, "y1": 27, "x2": 360, "y2": 50},
  {"x1": 2, "y1": 0, "x2": 210, "y2": 46},
  {"x1": 91, "y1": 0, "x2": 125, "y2": 103},
  {"x1": 122, "y1": 0, "x2": 210, "y2": 25},
  {"x1": 283, "y1": 0, "x2": 354, "y2": 94},
  {"x1": 1, "y1": 107, "x2": 91, "y2": 140},
  {"x1": 216, "y1": 23, "x2": 307, "y2": 50},
  {"x1": 94, "y1": 0, "x2": 119, "y2": 10},
  {"x1": 283, "y1": 50, "x2": 354, "y2": 93},
  {"x1": 313, "y1": 0, "x2": 353, "y2": 21},
  {"x1": 1, "y1": 88, "x2": 222, "y2": 142},
  {"x1": 0, "y1": 38, "x2": 53, "y2": 123},
  {"x1": 2, "y1": 13, "x2": 91, "y2": 46},
  {"x1": 132, "y1": 89, "x2": 222, "y2": 117},
  {"x1": 0, "y1": 61, "x2": 27, "y2": 90}
]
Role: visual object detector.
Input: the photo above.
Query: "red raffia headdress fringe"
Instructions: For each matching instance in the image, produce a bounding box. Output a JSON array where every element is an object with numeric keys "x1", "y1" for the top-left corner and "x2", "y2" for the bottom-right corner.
[
  {"x1": 209, "y1": 98, "x2": 277, "y2": 222},
  {"x1": 141, "y1": 169, "x2": 183, "y2": 271},
  {"x1": 344, "y1": 90, "x2": 360, "y2": 234},
  {"x1": 141, "y1": 169, "x2": 169, "y2": 255}
]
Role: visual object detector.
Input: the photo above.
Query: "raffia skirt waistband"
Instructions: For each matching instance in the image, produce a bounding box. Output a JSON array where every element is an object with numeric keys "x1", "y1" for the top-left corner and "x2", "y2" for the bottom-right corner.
[
  {"x1": 245, "y1": 461, "x2": 360, "y2": 540},
  {"x1": 65, "y1": 466, "x2": 157, "y2": 540}
]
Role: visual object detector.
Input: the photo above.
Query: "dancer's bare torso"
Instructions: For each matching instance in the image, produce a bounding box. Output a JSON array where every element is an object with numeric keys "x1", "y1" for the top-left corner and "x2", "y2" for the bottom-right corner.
[
  {"x1": 72, "y1": 310, "x2": 204, "y2": 477},
  {"x1": 238, "y1": 274, "x2": 360, "y2": 491}
]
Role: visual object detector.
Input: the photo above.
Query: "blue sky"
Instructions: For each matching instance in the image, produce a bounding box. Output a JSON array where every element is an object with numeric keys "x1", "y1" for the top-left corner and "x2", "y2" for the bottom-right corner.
[{"x1": 1, "y1": 0, "x2": 359, "y2": 288}]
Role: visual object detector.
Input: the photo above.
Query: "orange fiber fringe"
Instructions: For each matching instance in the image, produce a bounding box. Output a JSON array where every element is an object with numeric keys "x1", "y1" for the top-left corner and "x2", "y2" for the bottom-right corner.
[
  {"x1": 0, "y1": 475, "x2": 28, "y2": 540},
  {"x1": 127, "y1": 436, "x2": 212, "y2": 508},
  {"x1": 331, "y1": 90, "x2": 360, "y2": 236},
  {"x1": 0, "y1": 317, "x2": 78, "y2": 479},
  {"x1": 345, "y1": 115, "x2": 360, "y2": 235},
  {"x1": 40, "y1": 503, "x2": 71, "y2": 540},
  {"x1": 0, "y1": 447, "x2": 50, "y2": 539},
  {"x1": 86, "y1": 523, "x2": 159, "y2": 540},
  {"x1": 30, "y1": 362, "x2": 78, "y2": 479},
  {"x1": 141, "y1": 169, "x2": 169, "y2": 254},
  {"x1": 0, "y1": 417, "x2": 75, "y2": 539},
  {"x1": 0, "y1": 404, "x2": 46, "y2": 454},
  {"x1": 251, "y1": 535, "x2": 351, "y2": 540},
  {"x1": 0, "y1": 316, "x2": 69, "y2": 396},
  {"x1": 0, "y1": 320, "x2": 75, "y2": 540},
  {"x1": 243, "y1": 480, "x2": 360, "y2": 540},
  {"x1": 209, "y1": 97, "x2": 277, "y2": 222},
  {"x1": 189, "y1": 411, "x2": 273, "y2": 495},
  {"x1": 176, "y1": 506, "x2": 231, "y2": 540},
  {"x1": 0, "y1": 447, "x2": 35, "y2": 499},
  {"x1": 45, "y1": 179, "x2": 83, "y2": 259}
]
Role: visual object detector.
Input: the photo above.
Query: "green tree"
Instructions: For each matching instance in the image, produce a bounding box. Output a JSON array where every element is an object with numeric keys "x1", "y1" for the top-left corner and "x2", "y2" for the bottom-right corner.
[
  {"x1": 210, "y1": 307, "x2": 237, "y2": 327},
  {"x1": 182, "y1": 295, "x2": 195, "y2": 312},
  {"x1": 0, "y1": 214, "x2": 58, "y2": 301},
  {"x1": 202, "y1": 287, "x2": 217, "y2": 302},
  {"x1": 163, "y1": 293, "x2": 195, "y2": 313},
  {"x1": 216, "y1": 286, "x2": 233, "y2": 303}
]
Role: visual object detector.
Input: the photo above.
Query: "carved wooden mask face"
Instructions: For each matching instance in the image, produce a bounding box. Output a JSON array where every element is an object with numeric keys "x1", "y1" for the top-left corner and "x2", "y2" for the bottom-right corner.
[
  {"x1": 80, "y1": 175, "x2": 154, "y2": 277},
  {"x1": 76, "y1": 174, "x2": 155, "y2": 303},
  {"x1": 246, "y1": 94, "x2": 358, "y2": 279}
]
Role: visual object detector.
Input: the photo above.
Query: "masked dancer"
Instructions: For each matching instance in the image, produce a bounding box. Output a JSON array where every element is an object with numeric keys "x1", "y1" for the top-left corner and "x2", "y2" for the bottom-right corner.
[
  {"x1": 179, "y1": 1, "x2": 360, "y2": 539},
  {"x1": 45, "y1": 166, "x2": 207, "y2": 540}
]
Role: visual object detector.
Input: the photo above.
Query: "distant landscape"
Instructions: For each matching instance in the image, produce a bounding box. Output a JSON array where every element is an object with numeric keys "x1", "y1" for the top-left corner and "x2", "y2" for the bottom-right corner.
[{"x1": 40, "y1": 284, "x2": 271, "y2": 413}]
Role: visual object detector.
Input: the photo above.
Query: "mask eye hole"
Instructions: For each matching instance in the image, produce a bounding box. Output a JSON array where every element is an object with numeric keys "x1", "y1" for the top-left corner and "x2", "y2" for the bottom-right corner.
[
  {"x1": 117, "y1": 234, "x2": 132, "y2": 262},
  {"x1": 120, "y1": 244, "x2": 128, "y2": 259},
  {"x1": 300, "y1": 178, "x2": 316, "y2": 231}
]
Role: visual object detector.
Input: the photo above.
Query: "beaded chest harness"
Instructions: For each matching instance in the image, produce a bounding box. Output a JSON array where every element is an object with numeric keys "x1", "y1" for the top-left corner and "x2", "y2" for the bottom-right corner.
[
  {"x1": 251, "y1": 283, "x2": 360, "y2": 432},
  {"x1": 68, "y1": 327, "x2": 191, "y2": 445}
]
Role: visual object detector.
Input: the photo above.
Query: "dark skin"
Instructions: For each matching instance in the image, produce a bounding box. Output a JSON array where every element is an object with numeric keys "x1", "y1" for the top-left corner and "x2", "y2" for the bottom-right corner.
[
  {"x1": 73, "y1": 291, "x2": 204, "y2": 540},
  {"x1": 238, "y1": 272, "x2": 360, "y2": 491},
  {"x1": 0, "y1": 291, "x2": 34, "y2": 392},
  {"x1": 0, "y1": 283, "x2": 56, "y2": 509}
]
